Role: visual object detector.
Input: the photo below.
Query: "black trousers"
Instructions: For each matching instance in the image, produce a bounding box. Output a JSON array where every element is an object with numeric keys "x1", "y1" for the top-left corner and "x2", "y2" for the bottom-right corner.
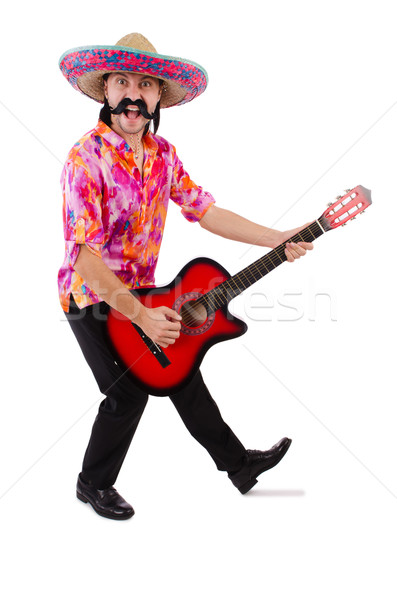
[{"x1": 65, "y1": 298, "x2": 247, "y2": 489}]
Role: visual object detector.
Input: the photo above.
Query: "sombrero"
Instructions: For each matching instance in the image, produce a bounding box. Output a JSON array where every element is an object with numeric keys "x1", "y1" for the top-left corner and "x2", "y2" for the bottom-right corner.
[{"x1": 59, "y1": 32, "x2": 208, "y2": 108}]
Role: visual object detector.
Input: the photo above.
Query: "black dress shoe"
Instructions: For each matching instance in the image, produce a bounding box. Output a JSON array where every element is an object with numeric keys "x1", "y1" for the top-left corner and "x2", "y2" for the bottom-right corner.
[
  {"x1": 76, "y1": 474, "x2": 134, "y2": 520},
  {"x1": 229, "y1": 437, "x2": 292, "y2": 495}
]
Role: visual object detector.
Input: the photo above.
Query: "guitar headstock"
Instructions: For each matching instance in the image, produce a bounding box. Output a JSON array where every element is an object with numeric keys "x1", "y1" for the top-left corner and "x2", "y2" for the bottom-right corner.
[{"x1": 319, "y1": 185, "x2": 372, "y2": 231}]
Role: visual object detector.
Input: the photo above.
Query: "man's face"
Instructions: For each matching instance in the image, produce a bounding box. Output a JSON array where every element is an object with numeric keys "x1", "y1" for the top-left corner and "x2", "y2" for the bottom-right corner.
[{"x1": 104, "y1": 71, "x2": 162, "y2": 138}]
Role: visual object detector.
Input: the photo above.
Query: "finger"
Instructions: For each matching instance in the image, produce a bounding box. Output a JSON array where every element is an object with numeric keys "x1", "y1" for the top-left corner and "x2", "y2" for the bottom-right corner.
[
  {"x1": 157, "y1": 340, "x2": 169, "y2": 348},
  {"x1": 163, "y1": 320, "x2": 181, "y2": 332},
  {"x1": 297, "y1": 241, "x2": 314, "y2": 251},
  {"x1": 167, "y1": 327, "x2": 180, "y2": 338},
  {"x1": 293, "y1": 242, "x2": 309, "y2": 256},
  {"x1": 286, "y1": 242, "x2": 303, "y2": 259},
  {"x1": 284, "y1": 247, "x2": 295, "y2": 262},
  {"x1": 292, "y1": 244, "x2": 306, "y2": 256},
  {"x1": 161, "y1": 306, "x2": 182, "y2": 321},
  {"x1": 150, "y1": 310, "x2": 181, "y2": 330},
  {"x1": 157, "y1": 334, "x2": 179, "y2": 347},
  {"x1": 152, "y1": 328, "x2": 180, "y2": 343}
]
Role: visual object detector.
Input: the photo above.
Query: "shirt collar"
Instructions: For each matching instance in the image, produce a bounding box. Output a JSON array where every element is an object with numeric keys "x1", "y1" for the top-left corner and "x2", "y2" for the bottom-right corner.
[
  {"x1": 95, "y1": 119, "x2": 126, "y2": 152},
  {"x1": 95, "y1": 120, "x2": 159, "y2": 156}
]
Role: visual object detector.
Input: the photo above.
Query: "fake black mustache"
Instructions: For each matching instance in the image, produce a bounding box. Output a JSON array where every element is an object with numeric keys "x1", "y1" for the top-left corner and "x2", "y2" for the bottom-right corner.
[{"x1": 109, "y1": 98, "x2": 155, "y2": 120}]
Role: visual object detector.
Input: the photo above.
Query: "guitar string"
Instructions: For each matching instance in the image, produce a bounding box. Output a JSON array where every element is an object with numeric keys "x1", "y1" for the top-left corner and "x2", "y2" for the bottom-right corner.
[
  {"x1": 180, "y1": 222, "x2": 324, "y2": 328},
  {"x1": 180, "y1": 224, "x2": 321, "y2": 326},
  {"x1": 176, "y1": 202, "x2": 362, "y2": 329},
  {"x1": 178, "y1": 201, "x2": 366, "y2": 328}
]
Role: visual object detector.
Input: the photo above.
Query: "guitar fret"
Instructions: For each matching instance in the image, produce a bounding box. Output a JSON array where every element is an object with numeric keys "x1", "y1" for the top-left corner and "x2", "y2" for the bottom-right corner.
[
  {"x1": 202, "y1": 294, "x2": 218, "y2": 312},
  {"x1": 266, "y1": 254, "x2": 277, "y2": 268},
  {"x1": 195, "y1": 220, "x2": 325, "y2": 312},
  {"x1": 251, "y1": 262, "x2": 264, "y2": 280},
  {"x1": 235, "y1": 272, "x2": 248, "y2": 289}
]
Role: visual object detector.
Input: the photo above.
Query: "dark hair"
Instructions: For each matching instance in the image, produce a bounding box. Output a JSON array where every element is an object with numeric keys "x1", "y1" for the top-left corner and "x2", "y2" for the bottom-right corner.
[
  {"x1": 151, "y1": 100, "x2": 161, "y2": 135},
  {"x1": 99, "y1": 73, "x2": 161, "y2": 135}
]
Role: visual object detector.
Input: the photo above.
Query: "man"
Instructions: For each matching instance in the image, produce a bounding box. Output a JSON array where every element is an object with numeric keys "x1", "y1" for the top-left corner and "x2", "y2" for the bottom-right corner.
[{"x1": 58, "y1": 33, "x2": 313, "y2": 520}]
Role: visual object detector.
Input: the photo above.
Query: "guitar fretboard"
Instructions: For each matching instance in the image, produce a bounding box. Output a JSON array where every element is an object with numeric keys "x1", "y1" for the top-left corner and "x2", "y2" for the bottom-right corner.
[{"x1": 196, "y1": 220, "x2": 325, "y2": 313}]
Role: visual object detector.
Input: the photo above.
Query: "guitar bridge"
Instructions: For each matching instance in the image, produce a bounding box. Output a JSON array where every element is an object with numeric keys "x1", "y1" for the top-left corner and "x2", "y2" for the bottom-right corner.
[{"x1": 131, "y1": 323, "x2": 171, "y2": 369}]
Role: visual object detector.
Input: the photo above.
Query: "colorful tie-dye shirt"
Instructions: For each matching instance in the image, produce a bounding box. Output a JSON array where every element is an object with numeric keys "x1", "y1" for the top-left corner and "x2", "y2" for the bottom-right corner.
[{"x1": 58, "y1": 120, "x2": 215, "y2": 312}]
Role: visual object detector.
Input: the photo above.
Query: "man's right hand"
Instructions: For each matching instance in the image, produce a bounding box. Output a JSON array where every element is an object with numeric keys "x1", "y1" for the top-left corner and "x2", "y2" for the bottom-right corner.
[
  {"x1": 74, "y1": 246, "x2": 182, "y2": 348},
  {"x1": 135, "y1": 306, "x2": 182, "y2": 348}
]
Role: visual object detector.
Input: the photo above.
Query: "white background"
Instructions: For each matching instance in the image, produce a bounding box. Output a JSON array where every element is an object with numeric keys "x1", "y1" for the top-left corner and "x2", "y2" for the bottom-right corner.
[{"x1": 1, "y1": 0, "x2": 396, "y2": 597}]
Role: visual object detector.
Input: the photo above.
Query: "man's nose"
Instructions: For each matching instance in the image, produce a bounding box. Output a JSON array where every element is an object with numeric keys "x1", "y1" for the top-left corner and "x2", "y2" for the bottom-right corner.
[{"x1": 125, "y1": 82, "x2": 142, "y2": 100}]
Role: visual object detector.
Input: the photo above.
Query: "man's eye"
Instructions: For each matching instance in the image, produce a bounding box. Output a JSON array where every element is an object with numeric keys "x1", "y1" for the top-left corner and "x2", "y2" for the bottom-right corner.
[
  {"x1": 117, "y1": 79, "x2": 125, "y2": 85},
  {"x1": 141, "y1": 81, "x2": 151, "y2": 87}
]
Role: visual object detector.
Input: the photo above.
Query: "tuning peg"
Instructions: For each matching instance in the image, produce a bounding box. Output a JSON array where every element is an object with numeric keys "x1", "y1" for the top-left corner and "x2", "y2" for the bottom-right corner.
[
  {"x1": 341, "y1": 223, "x2": 347, "y2": 227},
  {"x1": 327, "y1": 202, "x2": 333, "y2": 207},
  {"x1": 361, "y1": 210, "x2": 366, "y2": 214},
  {"x1": 344, "y1": 188, "x2": 352, "y2": 193},
  {"x1": 335, "y1": 195, "x2": 343, "y2": 200},
  {"x1": 351, "y1": 216, "x2": 356, "y2": 220}
]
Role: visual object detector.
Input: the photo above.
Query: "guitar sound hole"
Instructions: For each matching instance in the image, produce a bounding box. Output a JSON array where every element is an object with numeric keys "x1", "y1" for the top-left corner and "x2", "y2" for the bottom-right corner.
[
  {"x1": 173, "y1": 293, "x2": 215, "y2": 336},
  {"x1": 180, "y1": 301, "x2": 208, "y2": 328}
]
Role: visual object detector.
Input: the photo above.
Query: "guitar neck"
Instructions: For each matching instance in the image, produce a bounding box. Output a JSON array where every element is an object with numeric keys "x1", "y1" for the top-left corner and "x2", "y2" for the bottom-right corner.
[{"x1": 199, "y1": 218, "x2": 326, "y2": 312}]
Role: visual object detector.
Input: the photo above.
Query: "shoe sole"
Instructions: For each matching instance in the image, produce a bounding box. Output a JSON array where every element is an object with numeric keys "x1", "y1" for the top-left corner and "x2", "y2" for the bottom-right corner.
[
  {"x1": 76, "y1": 491, "x2": 135, "y2": 520},
  {"x1": 238, "y1": 438, "x2": 292, "y2": 495},
  {"x1": 238, "y1": 478, "x2": 259, "y2": 494}
]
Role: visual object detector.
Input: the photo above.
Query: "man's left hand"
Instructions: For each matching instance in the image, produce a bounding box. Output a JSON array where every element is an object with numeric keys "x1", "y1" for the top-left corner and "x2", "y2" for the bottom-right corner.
[{"x1": 279, "y1": 223, "x2": 314, "y2": 263}]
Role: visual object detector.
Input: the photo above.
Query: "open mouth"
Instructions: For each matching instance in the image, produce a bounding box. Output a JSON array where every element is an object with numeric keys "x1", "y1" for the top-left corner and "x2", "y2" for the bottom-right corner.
[{"x1": 123, "y1": 107, "x2": 141, "y2": 121}]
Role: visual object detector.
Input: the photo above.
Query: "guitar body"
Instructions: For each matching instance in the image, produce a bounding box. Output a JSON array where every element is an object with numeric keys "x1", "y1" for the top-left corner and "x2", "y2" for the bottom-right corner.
[
  {"x1": 106, "y1": 185, "x2": 372, "y2": 396},
  {"x1": 106, "y1": 257, "x2": 248, "y2": 396}
]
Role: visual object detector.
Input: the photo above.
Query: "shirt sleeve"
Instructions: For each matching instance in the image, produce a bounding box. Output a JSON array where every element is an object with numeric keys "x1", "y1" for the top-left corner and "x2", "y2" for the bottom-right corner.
[
  {"x1": 61, "y1": 157, "x2": 104, "y2": 268},
  {"x1": 169, "y1": 148, "x2": 215, "y2": 222}
]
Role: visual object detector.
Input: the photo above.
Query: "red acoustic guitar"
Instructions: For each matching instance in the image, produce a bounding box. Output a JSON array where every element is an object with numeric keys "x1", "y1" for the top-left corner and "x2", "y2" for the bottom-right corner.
[{"x1": 107, "y1": 185, "x2": 372, "y2": 395}]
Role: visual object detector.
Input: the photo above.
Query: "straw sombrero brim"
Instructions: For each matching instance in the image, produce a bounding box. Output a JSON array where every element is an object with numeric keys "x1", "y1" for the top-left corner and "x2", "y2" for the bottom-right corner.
[{"x1": 59, "y1": 45, "x2": 208, "y2": 108}]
